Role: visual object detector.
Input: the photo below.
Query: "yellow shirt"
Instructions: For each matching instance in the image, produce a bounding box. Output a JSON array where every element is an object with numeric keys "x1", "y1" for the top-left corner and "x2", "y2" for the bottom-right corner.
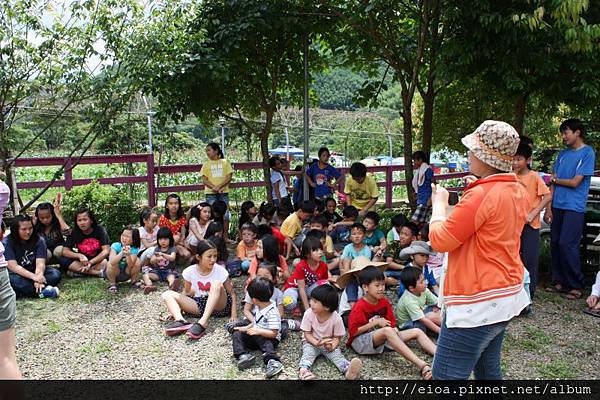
[
  {"x1": 281, "y1": 212, "x2": 302, "y2": 240},
  {"x1": 345, "y1": 174, "x2": 379, "y2": 210},
  {"x1": 200, "y1": 159, "x2": 233, "y2": 194}
]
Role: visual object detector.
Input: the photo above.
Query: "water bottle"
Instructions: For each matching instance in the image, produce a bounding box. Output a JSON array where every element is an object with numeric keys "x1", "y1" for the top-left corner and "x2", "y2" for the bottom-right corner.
[{"x1": 39, "y1": 286, "x2": 60, "y2": 299}]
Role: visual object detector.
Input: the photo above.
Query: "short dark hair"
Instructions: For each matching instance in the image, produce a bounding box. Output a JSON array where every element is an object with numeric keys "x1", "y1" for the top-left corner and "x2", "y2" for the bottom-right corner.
[
  {"x1": 207, "y1": 235, "x2": 228, "y2": 263},
  {"x1": 310, "y1": 214, "x2": 329, "y2": 228},
  {"x1": 419, "y1": 224, "x2": 430, "y2": 242},
  {"x1": 325, "y1": 197, "x2": 336, "y2": 207},
  {"x1": 195, "y1": 239, "x2": 217, "y2": 258},
  {"x1": 412, "y1": 151, "x2": 427, "y2": 162},
  {"x1": 156, "y1": 226, "x2": 175, "y2": 247},
  {"x1": 364, "y1": 211, "x2": 380, "y2": 226},
  {"x1": 400, "y1": 267, "x2": 423, "y2": 291},
  {"x1": 515, "y1": 141, "x2": 533, "y2": 159},
  {"x1": 257, "y1": 262, "x2": 278, "y2": 281},
  {"x1": 310, "y1": 284, "x2": 339, "y2": 312},
  {"x1": 391, "y1": 214, "x2": 409, "y2": 228},
  {"x1": 299, "y1": 200, "x2": 316, "y2": 214},
  {"x1": 205, "y1": 221, "x2": 224, "y2": 238},
  {"x1": 358, "y1": 265, "x2": 385, "y2": 286},
  {"x1": 349, "y1": 162, "x2": 367, "y2": 178},
  {"x1": 139, "y1": 207, "x2": 157, "y2": 226},
  {"x1": 258, "y1": 202, "x2": 277, "y2": 219},
  {"x1": 269, "y1": 156, "x2": 281, "y2": 168},
  {"x1": 256, "y1": 224, "x2": 273, "y2": 239},
  {"x1": 211, "y1": 200, "x2": 227, "y2": 220},
  {"x1": 73, "y1": 207, "x2": 98, "y2": 229},
  {"x1": 350, "y1": 222, "x2": 366, "y2": 234},
  {"x1": 240, "y1": 223, "x2": 258, "y2": 235},
  {"x1": 305, "y1": 228, "x2": 326, "y2": 241},
  {"x1": 403, "y1": 222, "x2": 419, "y2": 237},
  {"x1": 314, "y1": 199, "x2": 326, "y2": 213},
  {"x1": 520, "y1": 136, "x2": 534, "y2": 148},
  {"x1": 247, "y1": 277, "x2": 274, "y2": 302},
  {"x1": 342, "y1": 205, "x2": 359, "y2": 219},
  {"x1": 560, "y1": 118, "x2": 586, "y2": 138},
  {"x1": 301, "y1": 236, "x2": 323, "y2": 259},
  {"x1": 318, "y1": 147, "x2": 330, "y2": 158}
]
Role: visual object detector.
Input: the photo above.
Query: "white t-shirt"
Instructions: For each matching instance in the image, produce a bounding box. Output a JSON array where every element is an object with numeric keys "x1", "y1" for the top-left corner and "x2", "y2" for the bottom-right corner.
[
  {"x1": 270, "y1": 171, "x2": 288, "y2": 199},
  {"x1": 138, "y1": 226, "x2": 159, "y2": 251},
  {"x1": 338, "y1": 285, "x2": 364, "y2": 315},
  {"x1": 182, "y1": 264, "x2": 229, "y2": 298}
]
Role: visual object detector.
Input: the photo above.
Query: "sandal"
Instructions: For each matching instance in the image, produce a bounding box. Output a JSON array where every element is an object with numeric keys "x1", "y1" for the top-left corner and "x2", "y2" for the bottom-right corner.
[
  {"x1": 583, "y1": 308, "x2": 600, "y2": 318},
  {"x1": 298, "y1": 368, "x2": 316, "y2": 380},
  {"x1": 131, "y1": 281, "x2": 144, "y2": 289},
  {"x1": 544, "y1": 285, "x2": 565, "y2": 293},
  {"x1": 159, "y1": 313, "x2": 175, "y2": 322},
  {"x1": 420, "y1": 364, "x2": 432, "y2": 380},
  {"x1": 562, "y1": 290, "x2": 583, "y2": 300},
  {"x1": 108, "y1": 284, "x2": 118, "y2": 294}
]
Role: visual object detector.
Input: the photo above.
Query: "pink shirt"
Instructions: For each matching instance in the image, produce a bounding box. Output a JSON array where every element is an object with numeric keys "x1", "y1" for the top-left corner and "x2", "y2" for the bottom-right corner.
[
  {"x1": 300, "y1": 308, "x2": 345, "y2": 342},
  {"x1": 138, "y1": 226, "x2": 159, "y2": 251}
]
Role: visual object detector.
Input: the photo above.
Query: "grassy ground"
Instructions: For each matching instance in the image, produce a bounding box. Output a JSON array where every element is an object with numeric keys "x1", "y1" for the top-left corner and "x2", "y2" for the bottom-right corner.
[{"x1": 13, "y1": 267, "x2": 600, "y2": 380}]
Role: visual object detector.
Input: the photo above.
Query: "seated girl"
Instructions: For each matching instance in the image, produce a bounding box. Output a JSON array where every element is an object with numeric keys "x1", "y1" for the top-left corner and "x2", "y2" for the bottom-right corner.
[
  {"x1": 60, "y1": 208, "x2": 109, "y2": 277},
  {"x1": 3, "y1": 215, "x2": 61, "y2": 298},
  {"x1": 106, "y1": 226, "x2": 142, "y2": 293},
  {"x1": 142, "y1": 227, "x2": 178, "y2": 294},
  {"x1": 185, "y1": 202, "x2": 212, "y2": 253},
  {"x1": 33, "y1": 195, "x2": 70, "y2": 264}
]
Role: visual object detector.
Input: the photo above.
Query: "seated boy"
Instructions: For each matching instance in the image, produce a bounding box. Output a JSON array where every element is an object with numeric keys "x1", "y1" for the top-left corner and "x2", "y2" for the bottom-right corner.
[
  {"x1": 396, "y1": 267, "x2": 441, "y2": 335},
  {"x1": 340, "y1": 223, "x2": 371, "y2": 275},
  {"x1": 397, "y1": 241, "x2": 438, "y2": 298},
  {"x1": 280, "y1": 200, "x2": 315, "y2": 248},
  {"x1": 363, "y1": 211, "x2": 386, "y2": 261},
  {"x1": 347, "y1": 266, "x2": 436, "y2": 380},
  {"x1": 330, "y1": 205, "x2": 359, "y2": 252},
  {"x1": 231, "y1": 277, "x2": 284, "y2": 378},
  {"x1": 345, "y1": 162, "x2": 379, "y2": 217},
  {"x1": 337, "y1": 256, "x2": 387, "y2": 327},
  {"x1": 385, "y1": 221, "x2": 418, "y2": 286}
]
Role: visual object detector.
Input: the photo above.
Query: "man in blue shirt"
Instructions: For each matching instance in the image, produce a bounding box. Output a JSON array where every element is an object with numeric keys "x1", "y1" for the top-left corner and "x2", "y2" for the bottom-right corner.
[
  {"x1": 306, "y1": 147, "x2": 342, "y2": 201},
  {"x1": 545, "y1": 118, "x2": 596, "y2": 300}
]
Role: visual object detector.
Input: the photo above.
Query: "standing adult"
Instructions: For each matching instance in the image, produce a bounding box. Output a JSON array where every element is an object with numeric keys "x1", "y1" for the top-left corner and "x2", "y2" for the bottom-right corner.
[
  {"x1": 0, "y1": 179, "x2": 22, "y2": 379},
  {"x1": 545, "y1": 118, "x2": 596, "y2": 299},
  {"x1": 201, "y1": 142, "x2": 233, "y2": 242},
  {"x1": 429, "y1": 120, "x2": 531, "y2": 380},
  {"x1": 4, "y1": 215, "x2": 61, "y2": 298},
  {"x1": 305, "y1": 147, "x2": 342, "y2": 201}
]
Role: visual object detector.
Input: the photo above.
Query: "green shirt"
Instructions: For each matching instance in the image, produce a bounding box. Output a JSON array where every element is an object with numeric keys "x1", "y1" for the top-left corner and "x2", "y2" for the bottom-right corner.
[{"x1": 396, "y1": 288, "x2": 438, "y2": 326}]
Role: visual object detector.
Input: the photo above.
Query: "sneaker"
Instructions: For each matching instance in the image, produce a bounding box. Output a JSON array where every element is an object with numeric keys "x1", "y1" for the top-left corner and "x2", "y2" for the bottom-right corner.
[
  {"x1": 225, "y1": 318, "x2": 250, "y2": 334},
  {"x1": 265, "y1": 359, "x2": 283, "y2": 379},
  {"x1": 39, "y1": 286, "x2": 60, "y2": 299},
  {"x1": 344, "y1": 358, "x2": 362, "y2": 380},
  {"x1": 284, "y1": 319, "x2": 301, "y2": 331},
  {"x1": 164, "y1": 320, "x2": 193, "y2": 336},
  {"x1": 186, "y1": 322, "x2": 206, "y2": 340},
  {"x1": 144, "y1": 285, "x2": 157, "y2": 295},
  {"x1": 236, "y1": 353, "x2": 256, "y2": 370}
]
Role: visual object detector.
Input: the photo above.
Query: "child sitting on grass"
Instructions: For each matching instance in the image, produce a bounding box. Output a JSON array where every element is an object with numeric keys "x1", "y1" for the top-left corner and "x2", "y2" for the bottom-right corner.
[
  {"x1": 347, "y1": 266, "x2": 436, "y2": 380},
  {"x1": 323, "y1": 197, "x2": 342, "y2": 224},
  {"x1": 231, "y1": 276, "x2": 284, "y2": 379},
  {"x1": 162, "y1": 240, "x2": 237, "y2": 340},
  {"x1": 106, "y1": 226, "x2": 142, "y2": 293},
  {"x1": 142, "y1": 227, "x2": 178, "y2": 294},
  {"x1": 309, "y1": 215, "x2": 339, "y2": 273},
  {"x1": 396, "y1": 267, "x2": 441, "y2": 334},
  {"x1": 281, "y1": 200, "x2": 315, "y2": 248},
  {"x1": 385, "y1": 221, "x2": 418, "y2": 286},
  {"x1": 362, "y1": 211, "x2": 386, "y2": 261},
  {"x1": 397, "y1": 241, "x2": 438, "y2": 297},
  {"x1": 330, "y1": 206, "x2": 358, "y2": 251},
  {"x1": 236, "y1": 223, "x2": 258, "y2": 273},
  {"x1": 340, "y1": 223, "x2": 372, "y2": 275},
  {"x1": 298, "y1": 284, "x2": 362, "y2": 380}
]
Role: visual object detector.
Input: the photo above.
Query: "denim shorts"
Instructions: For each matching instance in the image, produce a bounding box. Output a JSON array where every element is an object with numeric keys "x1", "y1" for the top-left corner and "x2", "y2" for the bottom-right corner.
[
  {"x1": 190, "y1": 294, "x2": 232, "y2": 318},
  {"x1": 0, "y1": 268, "x2": 17, "y2": 332},
  {"x1": 206, "y1": 193, "x2": 230, "y2": 221},
  {"x1": 150, "y1": 268, "x2": 178, "y2": 282}
]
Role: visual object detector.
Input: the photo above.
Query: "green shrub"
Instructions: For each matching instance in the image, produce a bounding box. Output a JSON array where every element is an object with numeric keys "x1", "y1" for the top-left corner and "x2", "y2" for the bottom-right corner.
[{"x1": 61, "y1": 182, "x2": 139, "y2": 241}]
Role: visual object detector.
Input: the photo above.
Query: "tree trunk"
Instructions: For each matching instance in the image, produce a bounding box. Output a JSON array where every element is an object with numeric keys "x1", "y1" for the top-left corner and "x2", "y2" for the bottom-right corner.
[
  {"x1": 401, "y1": 101, "x2": 415, "y2": 211},
  {"x1": 513, "y1": 93, "x2": 529, "y2": 135},
  {"x1": 261, "y1": 109, "x2": 274, "y2": 202},
  {"x1": 421, "y1": 86, "x2": 435, "y2": 157}
]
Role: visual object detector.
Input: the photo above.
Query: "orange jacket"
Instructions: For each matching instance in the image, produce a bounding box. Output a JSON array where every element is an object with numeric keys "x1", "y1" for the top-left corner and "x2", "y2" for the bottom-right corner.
[{"x1": 430, "y1": 174, "x2": 531, "y2": 306}]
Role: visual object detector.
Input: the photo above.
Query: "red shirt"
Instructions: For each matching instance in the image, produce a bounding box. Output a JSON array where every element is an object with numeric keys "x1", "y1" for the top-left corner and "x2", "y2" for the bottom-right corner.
[
  {"x1": 271, "y1": 227, "x2": 287, "y2": 253},
  {"x1": 283, "y1": 259, "x2": 328, "y2": 290},
  {"x1": 347, "y1": 297, "x2": 396, "y2": 346},
  {"x1": 159, "y1": 214, "x2": 186, "y2": 236}
]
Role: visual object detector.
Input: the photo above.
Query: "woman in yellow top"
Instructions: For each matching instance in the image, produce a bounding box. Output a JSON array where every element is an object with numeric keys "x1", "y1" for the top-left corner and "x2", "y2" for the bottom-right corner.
[{"x1": 200, "y1": 143, "x2": 233, "y2": 242}]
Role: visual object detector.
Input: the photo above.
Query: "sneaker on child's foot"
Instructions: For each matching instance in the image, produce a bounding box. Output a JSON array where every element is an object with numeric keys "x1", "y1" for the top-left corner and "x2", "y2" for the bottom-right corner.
[
  {"x1": 237, "y1": 353, "x2": 256, "y2": 370},
  {"x1": 344, "y1": 358, "x2": 362, "y2": 380},
  {"x1": 164, "y1": 320, "x2": 193, "y2": 336},
  {"x1": 265, "y1": 359, "x2": 284, "y2": 378},
  {"x1": 225, "y1": 319, "x2": 250, "y2": 334},
  {"x1": 186, "y1": 322, "x2": 206, "y2": 340}
]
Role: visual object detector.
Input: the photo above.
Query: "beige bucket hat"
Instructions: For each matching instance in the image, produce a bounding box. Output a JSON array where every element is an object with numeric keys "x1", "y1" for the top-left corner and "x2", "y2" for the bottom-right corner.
[
  {"x1": 461, "y1": 120, "x2": 520, "y2": 172},
  {"x1": 336, "y1": 256, "x2": 387, "y2": 289}
]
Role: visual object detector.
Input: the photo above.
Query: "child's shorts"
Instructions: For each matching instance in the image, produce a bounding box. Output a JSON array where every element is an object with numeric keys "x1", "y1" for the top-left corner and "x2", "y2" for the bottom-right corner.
[
  {"x1": 150, "y1": 268, "x2": 178, "y2": 282},
  {"x1": 189, "y1": 294, "x2": 232, "y2": 318},
  {"x1": 351, "y1": 331, "x2": 395, "y2": 355}
]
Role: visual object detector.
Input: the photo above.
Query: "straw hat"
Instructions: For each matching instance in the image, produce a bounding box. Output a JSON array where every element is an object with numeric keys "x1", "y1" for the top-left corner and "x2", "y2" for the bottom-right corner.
[
  {"x1": 461, "y1": 120, "x2": 520, "y2": 172},
  {"x1": 336, "y1": 256, "x2": 387, "y2": 289},
  {"x1": 399, "y1": 241, "x2": 436, "y2": 261}
]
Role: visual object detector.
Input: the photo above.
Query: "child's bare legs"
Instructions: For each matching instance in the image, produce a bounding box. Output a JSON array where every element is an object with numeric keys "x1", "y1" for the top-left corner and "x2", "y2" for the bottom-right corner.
[
  {"x1": 426, "y1": 310, "x2": 442, "y2": 328},
  {"x1": 125, "y1": 260, "x2": 142, "y2": 283},
  {"x1": 143, "y1": 272, "x2": 158, "y2": 287},
  {"x1": 0, "y1": 328, "x2": 21, "y2": 379},
  {"x1": 161, "y1": 290, "x2": 201, "y2": 321},
  {"x1": 198, "y1": 281, "x2": 227, "y2": 328},
  {"x1": 397, "y1": 328, "x2": 437, "y2": 356},
  {"x1": 372, "y1": 327, "x2": 432, "y2": 375},
  {"x1": 106, "y1": 263, "x2": 121, "y2": 286},
  {"x1": 68, "y1": 259, "x2": 107, "y2": 277}
]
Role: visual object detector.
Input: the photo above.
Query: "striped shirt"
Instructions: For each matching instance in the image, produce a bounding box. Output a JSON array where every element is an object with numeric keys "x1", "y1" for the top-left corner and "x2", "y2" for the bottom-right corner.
[{"x1": 253, "y1": 301, "x2": 281, "y2": 341}]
